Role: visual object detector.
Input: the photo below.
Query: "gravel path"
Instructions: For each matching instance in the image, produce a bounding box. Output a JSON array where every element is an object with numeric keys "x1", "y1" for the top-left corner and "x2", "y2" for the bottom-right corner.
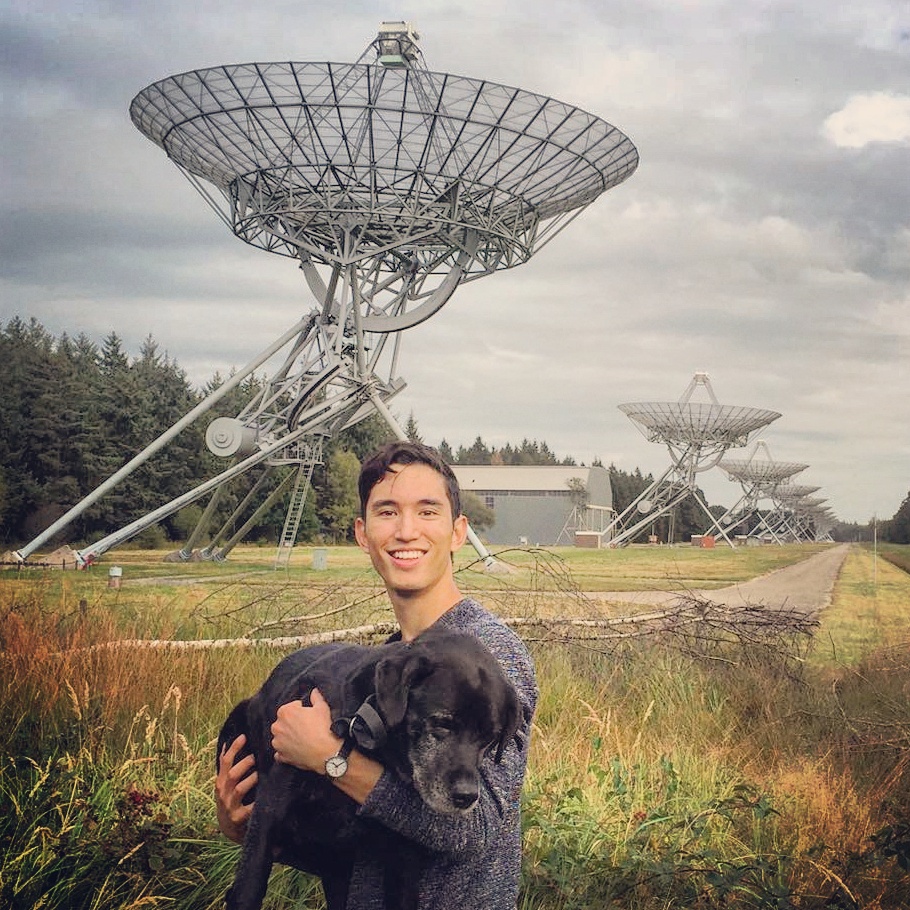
[{"x1": 595, "y1": 544, "x2": 851, "y2": 615}]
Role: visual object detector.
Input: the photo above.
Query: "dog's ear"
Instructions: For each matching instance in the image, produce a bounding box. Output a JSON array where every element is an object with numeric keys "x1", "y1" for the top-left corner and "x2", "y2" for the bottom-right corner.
[
  {"x1": 341, "y1": 653, "x2": 384, "y2": 709},
  {"x1": 217, "y1": 699, "x2": 251, "y2": 770},
  {"x1": 493, "y1": 684, "x2": 525, "y2": 763},
  {"x1": 374, "y1": 648, "x2": 433, "y2": 728}
]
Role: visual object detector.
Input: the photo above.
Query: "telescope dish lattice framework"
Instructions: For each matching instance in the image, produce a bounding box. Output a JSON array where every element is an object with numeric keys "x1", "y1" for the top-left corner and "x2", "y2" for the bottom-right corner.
[
  {"x1": 714, "y1": 440, "x2": 807, "y2": 543},
  {"x1": 15, "y1": 22, "x2": 638, "y2": 568},
  {"x1": 603, "y1": 372, "x2": 781, "y2": 548}
]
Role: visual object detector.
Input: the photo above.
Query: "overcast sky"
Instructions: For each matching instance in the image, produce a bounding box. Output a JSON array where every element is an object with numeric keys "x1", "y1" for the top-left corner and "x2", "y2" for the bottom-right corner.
[{"x1": 3, "y1": 0, "x2": 908, "y2": 524}]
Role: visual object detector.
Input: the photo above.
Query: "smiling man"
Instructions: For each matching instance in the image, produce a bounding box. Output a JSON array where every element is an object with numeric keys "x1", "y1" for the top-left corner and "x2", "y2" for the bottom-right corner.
[{"x1": 216, "y1": 441, "x2": 538, "y2": 910}]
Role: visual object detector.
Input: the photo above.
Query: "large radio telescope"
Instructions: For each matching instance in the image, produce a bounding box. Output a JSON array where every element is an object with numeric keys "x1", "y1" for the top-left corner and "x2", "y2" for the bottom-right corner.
[
  {"x1": 603, "y1": 373, "x2": 780, "y2": 547},
  {"x1": 714, "y1": 440, "x2": 807, "y2": 542},
  {"x1": 15, "y1": 22, "x2": 638, "y2": 567}
]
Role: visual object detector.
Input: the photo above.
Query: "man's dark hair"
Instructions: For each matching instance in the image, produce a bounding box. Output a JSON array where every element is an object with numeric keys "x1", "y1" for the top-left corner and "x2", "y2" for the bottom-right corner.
[{"x1": 358, "y1": 441, "x2": 462, "y2": 519}]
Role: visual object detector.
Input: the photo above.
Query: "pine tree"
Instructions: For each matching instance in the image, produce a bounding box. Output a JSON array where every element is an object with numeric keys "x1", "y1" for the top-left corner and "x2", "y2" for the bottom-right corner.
[
  {"x1": 438, "y1": 439, "x2": 454, "y2": 463},
  {"x1": 884, "y1": 491, "x2": 910, "y2": 544},
  {"x1": 319, "y1": 449, "x2": 361, "y2": 542},
  {"x1": 404, "y1": 411, "x2": 423, "y2": 443}
]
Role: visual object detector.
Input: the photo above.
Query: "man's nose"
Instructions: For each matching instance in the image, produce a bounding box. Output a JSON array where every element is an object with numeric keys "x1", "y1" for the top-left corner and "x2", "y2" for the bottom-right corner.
[{"x1": 396, "y1": 510, "x2": 419, "y2": 538}]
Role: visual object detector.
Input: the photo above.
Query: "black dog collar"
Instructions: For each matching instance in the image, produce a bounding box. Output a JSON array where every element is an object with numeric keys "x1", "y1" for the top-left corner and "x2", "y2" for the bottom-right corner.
[{"x1": 331, "y1": 694, "x2": 388, "y2": 751}]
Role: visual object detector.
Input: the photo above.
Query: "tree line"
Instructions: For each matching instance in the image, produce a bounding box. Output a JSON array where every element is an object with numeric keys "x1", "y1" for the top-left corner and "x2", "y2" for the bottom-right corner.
[
  {"x1": 0, "y1": 318, "x2": 389, "y2": 550},
  {"x1": 2, "y1": 319, "x2": 896, "y2": 550}
]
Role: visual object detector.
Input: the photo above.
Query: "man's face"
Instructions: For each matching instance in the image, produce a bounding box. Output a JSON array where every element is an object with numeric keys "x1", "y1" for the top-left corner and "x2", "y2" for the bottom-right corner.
[{"x1": 354, "y1": 462, "x2": 468, "y2": 599}]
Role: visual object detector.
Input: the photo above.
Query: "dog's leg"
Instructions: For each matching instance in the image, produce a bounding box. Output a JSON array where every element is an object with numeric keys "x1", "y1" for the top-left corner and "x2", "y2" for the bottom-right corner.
[
  {"x1": 224, "y1": 798, "x2": 275, "y2": 910},
  {"x1": 380, "y1": 843, "x2": 422, "y2": 910}
]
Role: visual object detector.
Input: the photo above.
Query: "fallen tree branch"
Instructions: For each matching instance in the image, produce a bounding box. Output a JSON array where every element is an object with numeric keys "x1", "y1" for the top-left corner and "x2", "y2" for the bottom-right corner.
[
  {"x1": 45, "y1": 595, "x2": 818, "y2": 656},
  {"x1": 57, "y1": 622, "x2": 401, "y2": 654}
]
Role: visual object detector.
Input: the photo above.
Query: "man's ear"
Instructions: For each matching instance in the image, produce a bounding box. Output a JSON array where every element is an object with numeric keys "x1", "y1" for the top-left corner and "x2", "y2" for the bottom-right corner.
[
  {"x1": 354, "y1": 516, "x2": 369, "y2": 553},
  {"x1": 451, "y1": 513, "x2": 469, "y2": 552}
]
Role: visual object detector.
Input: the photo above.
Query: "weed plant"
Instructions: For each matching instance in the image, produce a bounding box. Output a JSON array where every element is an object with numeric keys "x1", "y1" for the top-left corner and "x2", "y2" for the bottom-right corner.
[{"x1": 2, "y1": 545, "x2": 909, "y2": 908}]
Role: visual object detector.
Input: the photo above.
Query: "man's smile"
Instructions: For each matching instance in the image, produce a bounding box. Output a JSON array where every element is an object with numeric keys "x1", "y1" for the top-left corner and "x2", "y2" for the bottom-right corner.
[{"x1": 389, "y1": 549, "x2": 425, "y2": 562}]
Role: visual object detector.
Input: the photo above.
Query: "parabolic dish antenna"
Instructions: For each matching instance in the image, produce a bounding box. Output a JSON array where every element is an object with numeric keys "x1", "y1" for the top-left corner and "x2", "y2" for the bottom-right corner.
[
  {"x1": 713, "y1": 440, "x2": 808, "y2": 542},
  {"x1": 603, "y1": 372, "x2": 781, "y2": 548},
  {"x1": 807, "y1": 505, "x2": 835, "y2": 542},
  {"x1": 617, "y1": 402, "x2": 779, "y2": 450},
  {"x1": 799, "y1": 496, "x2": 827, "y2": 508},
  {"x1": 719, "y1": 459, "x2": 807, "y2": 486},
  {"x1": 790, "y1": 496, "x2": 829, "y2": 542},
  {"x1": 129, "y1": 60, "x2": 638, "y2": 288},
  {"x1": 775, "y1": 484, "x2": 822, "y2": 502},
  {"x1": 15, "y1": 22, "x2": 638, "y2": 567}
]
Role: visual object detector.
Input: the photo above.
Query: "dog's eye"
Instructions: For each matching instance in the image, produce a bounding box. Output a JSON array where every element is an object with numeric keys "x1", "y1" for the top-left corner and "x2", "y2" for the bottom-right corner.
[{"x1": 428, "y1": 716, "x2": 456, "y2": 739}]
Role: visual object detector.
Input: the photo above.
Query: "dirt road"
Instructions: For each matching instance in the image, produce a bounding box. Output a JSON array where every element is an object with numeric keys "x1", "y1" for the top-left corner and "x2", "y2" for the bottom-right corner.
[{"x1": 598, "y1": 544, "x2": 851, "y2": 615}]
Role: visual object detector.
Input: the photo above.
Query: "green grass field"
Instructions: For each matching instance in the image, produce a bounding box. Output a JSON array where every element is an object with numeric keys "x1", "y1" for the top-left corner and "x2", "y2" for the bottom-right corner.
[{"x1": 1, "y1": 542, "x2": 909, "y2": 909}]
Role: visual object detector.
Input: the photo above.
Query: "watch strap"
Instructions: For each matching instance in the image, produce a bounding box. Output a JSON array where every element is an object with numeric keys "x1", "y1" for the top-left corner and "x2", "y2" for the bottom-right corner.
[{"x1": 335, "y1": 738, "x2": 354, "y2": 762}]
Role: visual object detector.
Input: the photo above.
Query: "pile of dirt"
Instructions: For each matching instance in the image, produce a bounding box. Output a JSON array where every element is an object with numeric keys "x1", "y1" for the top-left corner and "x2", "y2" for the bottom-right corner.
[{"x1": 42, "y1": 545, "x2": 80, "y2": 569}]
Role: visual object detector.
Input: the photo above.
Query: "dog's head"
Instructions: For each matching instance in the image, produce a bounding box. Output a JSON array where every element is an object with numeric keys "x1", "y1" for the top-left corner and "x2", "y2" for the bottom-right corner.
[{"x1": 371, "y1": 629, "x2": 524, "y2": 815}]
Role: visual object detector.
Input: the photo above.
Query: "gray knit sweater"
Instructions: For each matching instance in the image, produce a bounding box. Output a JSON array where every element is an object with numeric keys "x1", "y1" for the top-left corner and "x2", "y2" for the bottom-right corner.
[{"x1": 345, "y1": 597, "x2": 538, "y2": 909}]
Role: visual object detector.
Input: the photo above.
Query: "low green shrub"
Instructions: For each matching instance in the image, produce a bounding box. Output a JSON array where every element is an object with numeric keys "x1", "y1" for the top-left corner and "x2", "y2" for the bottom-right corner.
[{"x1": 521, "y1": 765, "x2": 795, "y2": 909}]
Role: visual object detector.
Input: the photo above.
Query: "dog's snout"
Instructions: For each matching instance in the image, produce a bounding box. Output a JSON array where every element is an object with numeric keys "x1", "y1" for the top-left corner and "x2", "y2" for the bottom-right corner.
[
  {"x1": 451, "y1": 780, "x2": 479, "y2": 810},
  {"x1": 452, "y1": 790, "x2": 478, "y2": 810}
]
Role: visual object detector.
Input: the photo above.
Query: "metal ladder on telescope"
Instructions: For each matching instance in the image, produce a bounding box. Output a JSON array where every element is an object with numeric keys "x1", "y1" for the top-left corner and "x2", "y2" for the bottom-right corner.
[{"x1": 275, "y1": 461, "x2": 316, "y2": 569}]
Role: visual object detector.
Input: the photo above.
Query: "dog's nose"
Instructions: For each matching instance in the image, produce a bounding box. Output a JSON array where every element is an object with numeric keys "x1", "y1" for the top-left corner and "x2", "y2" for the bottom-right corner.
[{"x1": 451, "y1": 782, "x2": 479, "y2": 810}]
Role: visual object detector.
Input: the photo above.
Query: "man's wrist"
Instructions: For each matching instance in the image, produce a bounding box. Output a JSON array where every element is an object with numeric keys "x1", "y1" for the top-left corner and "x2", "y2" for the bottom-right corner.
[{"x1": 325, "y1": 738, "x2": 354, "y2": 779}]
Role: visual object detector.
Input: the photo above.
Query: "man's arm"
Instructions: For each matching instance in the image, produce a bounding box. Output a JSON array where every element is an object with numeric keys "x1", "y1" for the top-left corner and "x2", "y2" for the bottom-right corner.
[
  {"x1": 271, "y1": 687, "x2": 383, "y2": 803},
  {"x1": 358, "y1": 732, "x2": 527, "y2": 856}
]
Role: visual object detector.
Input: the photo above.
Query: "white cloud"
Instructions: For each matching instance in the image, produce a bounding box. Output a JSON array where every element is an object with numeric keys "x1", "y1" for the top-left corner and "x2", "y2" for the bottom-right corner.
[{"x1": 823, "y1": 92, "x2": 910, "y2": 148}]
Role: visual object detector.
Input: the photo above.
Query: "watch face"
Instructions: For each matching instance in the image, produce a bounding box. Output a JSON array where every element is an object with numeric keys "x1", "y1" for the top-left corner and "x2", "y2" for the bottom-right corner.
[{"x1": 325, "y1": 754, "x2": 348, "y2": 779}]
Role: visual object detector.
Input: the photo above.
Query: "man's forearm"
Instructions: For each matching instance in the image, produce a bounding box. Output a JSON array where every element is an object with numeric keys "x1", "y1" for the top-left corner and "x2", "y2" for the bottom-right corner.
[{"x1": 330, "y1": 748, "x2": 384, "y2": 804}]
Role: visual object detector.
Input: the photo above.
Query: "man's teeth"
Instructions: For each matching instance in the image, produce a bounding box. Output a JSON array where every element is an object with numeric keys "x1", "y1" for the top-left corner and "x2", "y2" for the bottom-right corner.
[{"x1": 392, "y1": 550, "x2": 422, "y2": 560}]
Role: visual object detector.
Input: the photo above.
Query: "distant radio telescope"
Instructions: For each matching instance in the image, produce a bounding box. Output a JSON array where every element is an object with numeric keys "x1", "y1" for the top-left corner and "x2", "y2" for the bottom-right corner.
[
  {"x1": 764, "y1": 482, "x2": 826, "y2": 543},
  {"x1": 715, "y1": 440, "x2": 807, "y2": 541},
  {"x1": 603, "y1": 372, "x2": 780, "y2": 547},
  {"x1": 16, "y1": 22, "x2": 638, "y2": 567}
]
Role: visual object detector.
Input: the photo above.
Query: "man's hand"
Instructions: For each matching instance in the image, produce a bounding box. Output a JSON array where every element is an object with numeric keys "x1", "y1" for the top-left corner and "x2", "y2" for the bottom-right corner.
[
  {"x1": 271, "y1": 687, "x2": 342, "y2": 772},
  {"x1": 215, "y1": 733, "x2": 257, "y2": 844}
]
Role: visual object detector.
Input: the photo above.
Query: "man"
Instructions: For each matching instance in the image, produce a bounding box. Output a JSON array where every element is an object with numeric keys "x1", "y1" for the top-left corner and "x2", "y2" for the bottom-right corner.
[{"x1": 216, "y1": 441, "x2": 538, "y2": 909}]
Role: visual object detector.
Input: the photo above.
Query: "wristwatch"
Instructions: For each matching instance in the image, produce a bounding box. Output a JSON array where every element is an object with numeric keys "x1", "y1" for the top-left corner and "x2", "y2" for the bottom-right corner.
[{"x1": 325, "y1": 739, "x2": 354, "y2": 779}]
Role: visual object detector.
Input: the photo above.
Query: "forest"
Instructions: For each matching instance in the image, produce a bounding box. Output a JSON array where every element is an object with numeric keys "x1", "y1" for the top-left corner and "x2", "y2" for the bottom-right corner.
[{"x1": 1, "y1": 318, "x2": 897, "y2": 552}]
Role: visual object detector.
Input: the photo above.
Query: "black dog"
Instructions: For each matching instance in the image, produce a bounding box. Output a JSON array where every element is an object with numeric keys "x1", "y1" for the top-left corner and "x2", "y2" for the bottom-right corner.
[{"x1": 217, "y1": 626, "x2": 523, "y2": 910}]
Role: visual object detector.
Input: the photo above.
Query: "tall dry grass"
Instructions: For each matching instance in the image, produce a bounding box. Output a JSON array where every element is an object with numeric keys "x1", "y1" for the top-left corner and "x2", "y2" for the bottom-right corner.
[{"x1": 0, "y1": 575, "x2": 319, "y2": 909}]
